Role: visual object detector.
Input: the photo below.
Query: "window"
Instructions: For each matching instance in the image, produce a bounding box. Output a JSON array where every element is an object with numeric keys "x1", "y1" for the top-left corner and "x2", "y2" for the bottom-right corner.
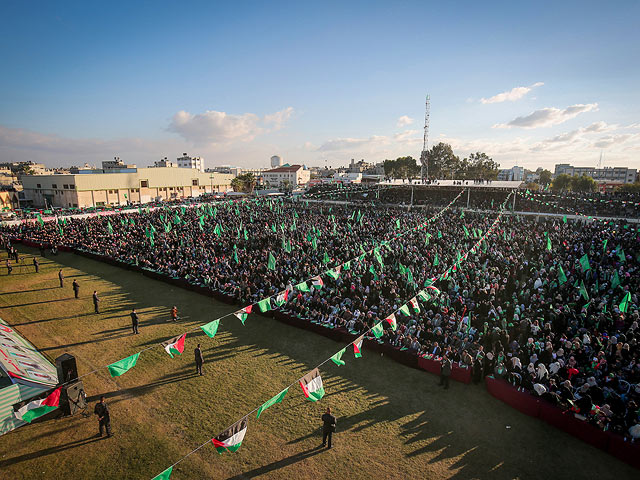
[
  {"x1": 52, "y1": 184, "x2": 57, "y2": 189},
  {"x1": 36, "y1": 183, "x2": 41, "y2": 188},
  {"x1": 192, "y1": 179, "x2": 199, "y2": 186},
  {"x1": 69, "y1": 184, "x2": 75, "y2": 189},
  {"x1": 140, "y1": 180, "x2": 148, "y2": 188},
  {"x1": 63, "y1": 184, "x2": 69, "y2": 189}
]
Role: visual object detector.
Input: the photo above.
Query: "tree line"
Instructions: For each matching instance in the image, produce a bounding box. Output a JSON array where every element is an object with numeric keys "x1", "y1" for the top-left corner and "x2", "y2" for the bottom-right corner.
[{"x1": 383, "y1": 142, "x2": 500, "y2": 180}]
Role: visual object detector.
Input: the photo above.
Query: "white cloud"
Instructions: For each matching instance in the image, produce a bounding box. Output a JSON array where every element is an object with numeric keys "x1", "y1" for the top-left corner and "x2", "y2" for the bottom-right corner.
[
  {"x1": 494, "y1": 103, "x2": 598, "y2": 129},
  {"x1": 168, "y1": 107, "x2": 294, "y2": 144},
  {"x1": 591, "y1": 133, "x2": 638, "y2": 149},
  {"x1": 480, "y1": 82, "x2": 544, "y2": 104},
  {"x1": 317, "y1": 136, "x2": 390, "y2": 152},
  {"x1": 396, "y1": 115, "x2": 414, "y2": 127}
]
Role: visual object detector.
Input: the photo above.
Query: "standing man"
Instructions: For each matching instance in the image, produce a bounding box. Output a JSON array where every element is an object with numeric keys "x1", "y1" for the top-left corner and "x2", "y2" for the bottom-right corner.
[
  {"x1": 92, "y1": 290, "x2": 100, "y2": 313},
  {"x1": 33, "y1": 257, "x2": 39, "y2": 273},
  {"x1": 194, "y1": 343, "x2": 204, "y2": 375},
  {"x1": 130, "y1": 308, "x2": 139, "y2": 334},
  {"x1": 171, "y1": 305, "x2": 178, "y2": 322},
  {"x1": 321, "y1": 407, "x2": 336, "y2": 449},
  {"x1": 58, "y1": 269, "x2": 64, "y2": 288},
  {"x1": 439, "y1": 354, "x2": 452, "y2": 389},
  {"x1": 72, "y1": 279, "x2": 80, "y2": 298},
  {"x1": 94, "y1": 395, "x2": 112, "y2": 437},
  {"x1": 6, "y1": 259, "x2": 12, "y2": 275}
]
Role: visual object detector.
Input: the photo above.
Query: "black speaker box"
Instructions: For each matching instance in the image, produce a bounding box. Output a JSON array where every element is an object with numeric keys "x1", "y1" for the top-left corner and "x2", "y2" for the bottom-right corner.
[
  {"x1": 60, "y1": 380, "x2": 87, "y2": 416},
  {"x1": 55, "y1": 353, "x2": 78, "y2": 383}
]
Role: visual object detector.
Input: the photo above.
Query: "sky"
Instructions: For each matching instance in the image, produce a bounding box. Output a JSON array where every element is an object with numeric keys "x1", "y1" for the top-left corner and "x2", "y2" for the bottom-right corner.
[{"x1": 1, "y1": 1, "x2": 639, "y2": 172}]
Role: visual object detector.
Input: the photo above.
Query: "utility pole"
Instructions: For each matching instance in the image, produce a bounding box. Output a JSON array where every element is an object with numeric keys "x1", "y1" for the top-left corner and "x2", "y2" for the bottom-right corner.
[
  {"x1": 420, "y1": 95, "x2": 430, "y2": 182},
  {"x1": 466, "y1": 188, "x2": 470, "y2": 209}
]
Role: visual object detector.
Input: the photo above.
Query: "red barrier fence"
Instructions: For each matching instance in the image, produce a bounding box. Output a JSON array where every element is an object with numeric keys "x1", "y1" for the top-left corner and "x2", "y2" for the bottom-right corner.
[{"x1": 485, "y1": 376, "x2": 640, "y2": 469}]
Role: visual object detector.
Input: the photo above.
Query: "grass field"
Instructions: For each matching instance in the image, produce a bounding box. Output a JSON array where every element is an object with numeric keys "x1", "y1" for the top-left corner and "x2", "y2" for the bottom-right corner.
[{"x1": 0, "y1": 247, "x2": 636, "y2": 480}]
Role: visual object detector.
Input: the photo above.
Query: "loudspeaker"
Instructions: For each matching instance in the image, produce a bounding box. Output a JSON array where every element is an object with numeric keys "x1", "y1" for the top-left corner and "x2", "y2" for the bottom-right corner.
[
  {"x1": 60, "y1": 381, "x2": 87, "y2": 416},
  {"x1": 55, "y1": 353, "x2": 78, "y2": 383}
]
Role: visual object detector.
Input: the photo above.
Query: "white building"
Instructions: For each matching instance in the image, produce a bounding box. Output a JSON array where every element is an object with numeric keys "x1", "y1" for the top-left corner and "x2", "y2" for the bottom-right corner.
[
  {"x1": 497, "y1": 166, "x2": 524, "y2": 181},
  {"x1": 176, "y1": 153, "x2": 204, "y2": 172},
  {"x1": 262, "y1": 165, "x2": 310, "y2": 187},
  {"x1": 554, "y1": 164, "x2": 637, "y2": 184},
  {"x1": 153, "y1": 157, "x2": 177, "y2": 168}
]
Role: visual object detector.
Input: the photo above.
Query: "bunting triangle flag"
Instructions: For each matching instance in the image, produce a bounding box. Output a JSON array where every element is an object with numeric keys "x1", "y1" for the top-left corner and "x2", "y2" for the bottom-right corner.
[
  {"x1": 151, "y1": 466, "x2": 173, "y2": 480},
  {"x1": 201, "y1": 319, "x2": 220, "y2": 338},
  {"x1": 417, "y1": 290, "x2": 431, "y2": 302},
  {"x1": 330, "y1": 348, "x2": 347, "y2": 366},
  {"x1": 257, "y1": 298, "x2": 272, "y2": 313},
  {"x1": 371, "y1": 322, "x2": 384, "y2": 338},
  {"x1": 296, "y1": 281, "x2": 310, "y2": 292},
  {"x1": 212, "y1": 417, "x2": 248, "y2": 454},
  {"x1": 108, "y1": 353, "x2": 140, "y2": 377},
  {"x1": 326, "y1": 266, "x2": 341, "y2": 280},
  {"x1": 409, "y1": 297, "x2": 420, "y2": 313},
  {"x1": 256, "y1": 388, "x2": 288, "y2": 419},
  {"x1": 14, "y1": 387, "x2": 61, "y2": 423},
  {"x1": 385, "y1": 313, "x2": 397, "y2": 331},
  {"x1": 267, "y1": 252, "x2": 276, "y2": 271},
  {"x1": 311, "y1": 276, "x2": 324, "y2": 290},
  {"x1": 399, "y1": 304, "x2": 411, "y2": 316},
  {"x1": 299, "y1": 368, "x2": 325, "y2": 402},
  {"x1": 162, "y1": 334, "x2": 186, "y2": 358},
  {"x1": 234, "y1": 305, "x2": 253, "y2": 324},
  {"x1": 353, "y1": 335, "x2": 364, "y2": 358},
  {"x1": 274, "y1": 288, "x2": 290, "y2": 307}
]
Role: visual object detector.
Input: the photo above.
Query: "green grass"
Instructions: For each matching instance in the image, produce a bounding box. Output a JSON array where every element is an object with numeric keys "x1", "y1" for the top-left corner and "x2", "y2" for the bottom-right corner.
[{"x1": 0, "y1": 247, "x2": 635, "y2": 480}]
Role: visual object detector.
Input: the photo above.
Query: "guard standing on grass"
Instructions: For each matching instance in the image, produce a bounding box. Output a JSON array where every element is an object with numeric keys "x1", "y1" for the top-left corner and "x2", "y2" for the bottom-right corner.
[
  {"x1": 194, "y1": 343, "x2": 204, "y2": 375},
  {"x1": 58, "y1": 269, "x2": 64, "y2": 288},
  {"x1": 171, "y1": 305, "x2": 178, "y2": 322},
  {"x1": 72, "y1": 279, "x2": 80, "y2": 298},
  {"x1": 321, "y1": 407, "x2": 336, "y2": 448},
  {"x1": 130, "y1": 308, "x2": 139, "y2": 334},
  {"x1": 93, "y1": 290, "x2": 100, "y2": 313},
  {"x1": 439, "y1": 354, "x2": 452, "y2": 389},
  {"x1": 6, "y1": 259, "x2": 12, "y2": 275},
  {"x1": 33, "y1": 257, "x2": 39, "y2": 273},
  {"x1": 94, "y1": 395, "x2": 112, "y2": 437}
]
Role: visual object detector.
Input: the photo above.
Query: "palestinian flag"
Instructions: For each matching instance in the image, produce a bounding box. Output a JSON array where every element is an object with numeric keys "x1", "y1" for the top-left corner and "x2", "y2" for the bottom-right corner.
[
  {"x1": 234, "y1": 305, "x2": 252, "y2": 324},
  {"x1": 409, "y1": 297, "x2": 420, "y2": 313},
  {"x1": 162, "y1": 334, "x2": 186, "y2": 358},
  {"x1": 326, "y1": 266, "x2": 341, "y2": 280},
  {"x1": 14, "y1": 387, "x2": 61, "y2": 423},
  {"x1": 311, "y1": 276, "x2": 324, "y2": 290},
  {"x1": 385, "y1": 313, "x2": 397, "y2": 331},
  {"x1": 353, "y1": 335, "x2": 364, "y2": 358},
  {"x1": 274, "y1": 288, "x2": 290, "y2": 307},
  {"x1": 212, "y1": 417, "x2": 248, "y2": 454},
  {"x1": 299, "y1": 368, "x2": 325, "y2": 402}
]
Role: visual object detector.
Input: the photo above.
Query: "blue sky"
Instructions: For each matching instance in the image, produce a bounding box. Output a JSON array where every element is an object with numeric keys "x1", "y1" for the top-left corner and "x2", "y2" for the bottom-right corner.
[{"x1": 1, "y1": 1, "x2": 639, "y2": 170}]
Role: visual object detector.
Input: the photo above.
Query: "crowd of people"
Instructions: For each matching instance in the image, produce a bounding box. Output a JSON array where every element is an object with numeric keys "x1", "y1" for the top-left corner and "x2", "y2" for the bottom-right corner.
[{"x1": 1, "y1": 188, "x2": 639, "y2": 442}]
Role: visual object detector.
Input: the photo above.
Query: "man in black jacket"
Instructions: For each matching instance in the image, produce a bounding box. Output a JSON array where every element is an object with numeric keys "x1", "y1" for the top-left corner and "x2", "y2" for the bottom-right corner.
[
  {"x1": 439, "y1": 354, "x2": 452, "y2": 389},
  {"x1": 92, "y1": 291, "x2": 100, "y2": 313},
  {"x1": 94, "y1": 396, "x2": 112, "y2": 437},
  {"x1": 72, "y1": 279, "x2": 80, "y2": 298},
  {"x1": 194, "y1": 343, "x2": 204, "y2": 375},
  {"x1": 130, "y1": 309, "x2": 139, "y2": 335},
  {"x1": 321, "y1": 407, "x2": 336, "y2": 448}
]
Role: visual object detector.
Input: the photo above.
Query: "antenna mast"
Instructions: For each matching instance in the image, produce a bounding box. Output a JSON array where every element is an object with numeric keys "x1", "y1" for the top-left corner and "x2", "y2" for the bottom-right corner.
[{"x1": 420, "y1": 95, "x2": 430, "y2": 181}]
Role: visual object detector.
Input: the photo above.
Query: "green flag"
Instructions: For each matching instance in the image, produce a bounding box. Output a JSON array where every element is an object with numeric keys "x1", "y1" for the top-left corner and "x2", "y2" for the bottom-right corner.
[
  {"x1": 433, "y1": 253, "x2": 439, "y2": 266},
  {"x1": 611, "y1": 270, "x2": 621, "y2": 290},
  {"x1": 323, "y1": 251, "x2": 330, "y2": 264},
  {"x1": 463, "y1": 226, "x2": 469, "y2": 238},
  {"x1": 267, "y1": 252, "x2": 276, "y2": 270},
  {"x1": 371, "y1": 322, "x2": 384, "y2": 339},
  {"x1": 151, "y1": 466, "x2": 173, "y2": 480},
  {"x1": 108, "y1": 353, "x2": 140, "y2": 377},
  {"x1": 330, "y1": 348, "x2": 347, "y2": 366},
  {"x1": 256, "y1": 388, "x2": 288, "y2": 419},
  {"x1": 619, "y1": 292, "x2": 631, "y2": 313},
  {"x1": 617, "y1": 247, "x2": 626, "y2": 263},
  {"x1": 200, "y1": 319, "x2": 220, "y2": 338},
  {"x1": 602, "y1": 239, "x2": 608, "y2": 252},
  {"x1": 399, "y1": 304, "x2": 411, "y2": 316},
  {"x1": 579, "y1": 280, "x2": 589, "y2": 301},
  {"x1": 563, "y1": 215, "x2": 567, "y2": 224},
  {"x1": 258, "y1": 298, "x2": 272, "y2": 312},
  {"x1": 557, "y1": 265, "x2": 567, "y2": 285},
  {"x1": 546, "y1": 237, "x2": 552, "y2": 251},
  {"x1": 579, "y1": 254, "x2": 590, "y2": 272},
  {"x1": 107, "y1": 221, "x2": 113, "y2": 235}
]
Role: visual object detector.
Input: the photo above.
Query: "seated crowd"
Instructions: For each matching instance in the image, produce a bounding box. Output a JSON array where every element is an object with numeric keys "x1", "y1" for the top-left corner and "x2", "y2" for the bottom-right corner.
[{"x1": 1, "y1": 191, "x2": 639, "y2": 442}]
